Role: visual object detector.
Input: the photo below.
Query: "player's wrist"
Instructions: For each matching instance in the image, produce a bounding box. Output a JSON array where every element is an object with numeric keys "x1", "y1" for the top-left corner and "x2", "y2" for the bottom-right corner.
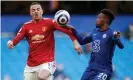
[
  {"x1": 73, "y1": 40, "x2": 81, "y2": 48},
  {"x1": 8, "y1": 40, "x2": 15, "y2": 46}
]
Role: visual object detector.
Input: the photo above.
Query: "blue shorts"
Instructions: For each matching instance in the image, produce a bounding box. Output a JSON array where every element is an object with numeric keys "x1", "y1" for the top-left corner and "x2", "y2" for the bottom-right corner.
[{"x1": 81, "y1": 69, "x2": 111, "y2": 80}]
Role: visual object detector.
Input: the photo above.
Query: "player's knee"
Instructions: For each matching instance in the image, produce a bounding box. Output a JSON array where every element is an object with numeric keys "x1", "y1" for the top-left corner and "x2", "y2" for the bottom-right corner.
[
  {"x1": 38, "y1": 69, "x2": 51, "y2": 80},
  {"x1": 38, "y1": 75, "x2": 47, "y2": 80},
  {"x1": 38, "y1": 73, "x2": 49, "y2": 80}
]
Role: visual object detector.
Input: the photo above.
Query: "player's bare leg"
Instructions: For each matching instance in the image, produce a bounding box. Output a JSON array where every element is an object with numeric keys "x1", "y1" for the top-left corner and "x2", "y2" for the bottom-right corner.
[
  {"x1": 38, "y1": 69, "x2": 52, "y2": 80},
  {"x1": 24, "y1": 72, "x2": 38, "y2": 80}
]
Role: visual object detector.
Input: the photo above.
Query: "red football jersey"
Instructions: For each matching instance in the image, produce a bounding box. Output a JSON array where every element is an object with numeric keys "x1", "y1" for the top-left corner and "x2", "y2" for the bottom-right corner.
[{"x1": 12, "y1": 18, "x2": 76, "y2": 67}]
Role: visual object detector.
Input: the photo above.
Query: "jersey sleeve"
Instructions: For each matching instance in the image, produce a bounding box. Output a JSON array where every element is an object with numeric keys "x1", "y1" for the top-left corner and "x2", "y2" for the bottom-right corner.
[
  {"x1": 52, "y1": 20, "x2": 76, "y2": 41},
  {"x1": 12, "y1": 24, "x2": 27, "y2": 46},
  {"x1": 112, "y1": 31, "x2": 124, "y2": 49},
  {"x1": 72, "y1": 28, "x2": 93, "y2": 45}
]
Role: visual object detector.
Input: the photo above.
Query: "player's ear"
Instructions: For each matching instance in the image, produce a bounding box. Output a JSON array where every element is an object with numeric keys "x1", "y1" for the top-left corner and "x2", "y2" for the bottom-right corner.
[
  {"x1": 30, "y1": 9, "x2": 32, "y2": 16},
  {"x1": 29, "y1": 6, "x2": 32, "y2": 16},
  {"x1": 106, "y1": 18, "x2": 109, "y2": 24},
  {"x1": 104, "y1": 17, "x2": 109, "y2": 23},
  {"x1": 41, "y1": 8, "x2": 43, "y2": 14}
]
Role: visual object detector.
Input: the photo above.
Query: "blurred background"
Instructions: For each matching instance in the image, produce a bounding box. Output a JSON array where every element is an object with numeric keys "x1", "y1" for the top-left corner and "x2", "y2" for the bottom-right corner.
[{"x1": 1, "y1": 1, "x2": 133, "y2": 80}]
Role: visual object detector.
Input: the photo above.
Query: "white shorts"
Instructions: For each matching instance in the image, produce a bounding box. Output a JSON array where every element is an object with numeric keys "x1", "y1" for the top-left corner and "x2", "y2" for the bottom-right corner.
[{"x1": 24, "y1": 61, "x2": 56, "y2": 75}]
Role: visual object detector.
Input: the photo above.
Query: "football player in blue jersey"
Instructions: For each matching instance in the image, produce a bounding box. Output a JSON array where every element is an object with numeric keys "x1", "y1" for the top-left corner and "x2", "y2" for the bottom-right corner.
[{"x1": 70, "y1": 9, "x2": 124, "y2": 80}]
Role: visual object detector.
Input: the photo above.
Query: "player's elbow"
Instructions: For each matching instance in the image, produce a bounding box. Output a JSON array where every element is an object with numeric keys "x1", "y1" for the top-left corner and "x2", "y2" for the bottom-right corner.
[
  {"x1": 119, "y1": 45, "x2": 124, "y2": 49},
  {"x1": 118, "y1": 44, "x2": 124, "y2": 49},
  {"x1": 79, "y1": 41, "x2": 85, "y2": 45},
  {"x1": 76, "y1": 38, "x2": 87, "y2": 45},
  {"x1": 80, "y1": 43, "x2": 84, "y2": 45},
  {"x1": 116, "y1": 40, "x2": 124, "y2": 49}
]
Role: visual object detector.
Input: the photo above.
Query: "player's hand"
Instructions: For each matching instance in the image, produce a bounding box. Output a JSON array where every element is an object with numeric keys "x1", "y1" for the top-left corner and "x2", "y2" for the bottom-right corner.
[
  {"x1": 75, "y1": 46, "x2": 82, "y2": 55},
  {"x1": 7, "y1": 40, "x2": 14, "y2": 49},
  {"x1": 114, "y1": 31, "x2": 120, "y2": 39},
  {"x1": 73, "y1": 40, "x2": 82, "y2": 55}
]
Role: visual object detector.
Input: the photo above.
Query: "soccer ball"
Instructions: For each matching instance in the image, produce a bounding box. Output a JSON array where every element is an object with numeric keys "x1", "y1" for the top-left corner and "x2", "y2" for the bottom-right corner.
[{"x1": 54, "y1": 10, "x2": 70, "y2": 26}]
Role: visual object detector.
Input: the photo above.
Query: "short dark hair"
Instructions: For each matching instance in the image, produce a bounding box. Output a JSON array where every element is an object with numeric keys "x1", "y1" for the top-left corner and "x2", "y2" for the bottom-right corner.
[
  {"x1": 30, "y1": 2, "x2": 41, "y2": 6},
  {"x1": 101, "y1": 9, "x2": 115, "y2": 25}
]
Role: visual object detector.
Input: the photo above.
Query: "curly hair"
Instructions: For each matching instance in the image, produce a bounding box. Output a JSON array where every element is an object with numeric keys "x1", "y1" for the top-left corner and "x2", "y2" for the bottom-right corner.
[{"x1": 101, "y1": 9, "x2": 115, "y2": 25}]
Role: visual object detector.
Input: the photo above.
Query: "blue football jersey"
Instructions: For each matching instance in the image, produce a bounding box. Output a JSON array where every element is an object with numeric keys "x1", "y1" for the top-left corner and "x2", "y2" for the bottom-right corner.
[{"x1": 72, "y1": 28, "x2": 124, "y2": 73}]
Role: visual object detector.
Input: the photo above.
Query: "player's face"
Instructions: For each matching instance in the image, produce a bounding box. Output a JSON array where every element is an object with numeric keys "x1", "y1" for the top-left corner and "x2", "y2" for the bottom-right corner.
[
  {"x1": 30, "y1": 4, "x2": 43, "y2": 20},
  {"x1": 96, "y1": 13, "x2": 107, "y2": 28}
]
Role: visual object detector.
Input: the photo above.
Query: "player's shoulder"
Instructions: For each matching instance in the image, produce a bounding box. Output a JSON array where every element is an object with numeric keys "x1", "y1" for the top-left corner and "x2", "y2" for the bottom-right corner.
[
  {"x1": 22, "y1": 20, "x2": 33, "y2": 28},
  {"x1": 107, "y1": 28, "x2": 116, "y2": 36},
  {"x1": 93, "y1": 28, "x2": 99, "y2": 32},
  {"x1": 24, "y1": 20, "x2": 32, "y2": 25},
  {"x1": 95, "y1": 28, "x2": 99, "y2": 31},
  {"x1": 43, "y1": 18, "x2": 54, "y2": 23},
  {"x1": 90, "y1": 28, "x2": 99, "y2": 35},
  {"x1": 20, "y1": 20, "x2": 33, "y2": 30},
  {"x1": 109, "y1": 28, "x2": 114, "y2": 33}
]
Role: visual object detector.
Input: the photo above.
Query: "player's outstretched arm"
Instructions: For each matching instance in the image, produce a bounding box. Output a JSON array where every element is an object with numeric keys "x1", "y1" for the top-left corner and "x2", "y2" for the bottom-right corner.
[
  {"x1": 7, "y1": 25, "x2": 27, "y2": 49},
  {"x1": 71, "y1": 28, "x2": 92, "y2": 45},
  {"x1": 113, "y1": 31, "x2": 124, "y2": 49},
  {"x1": 52, "y1": 20, "x2": 82, "y2": 54}
]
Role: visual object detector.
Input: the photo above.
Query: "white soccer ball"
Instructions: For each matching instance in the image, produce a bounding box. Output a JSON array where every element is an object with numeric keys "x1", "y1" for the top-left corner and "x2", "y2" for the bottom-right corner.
[{"x1": 54, "y1": 10, "x2": 70, "y2": 26}]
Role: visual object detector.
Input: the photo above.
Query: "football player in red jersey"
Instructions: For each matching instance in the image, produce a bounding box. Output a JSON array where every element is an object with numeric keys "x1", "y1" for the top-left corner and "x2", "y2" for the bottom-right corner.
[{"x1": 7, "y1": 2, "x2": 82, "y2": 80}]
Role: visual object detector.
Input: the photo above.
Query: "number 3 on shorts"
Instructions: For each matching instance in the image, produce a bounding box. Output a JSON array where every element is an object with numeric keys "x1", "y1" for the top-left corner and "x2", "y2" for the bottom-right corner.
[{"x1": 97, "y1": 73, "x2": 107, "y2": 80}]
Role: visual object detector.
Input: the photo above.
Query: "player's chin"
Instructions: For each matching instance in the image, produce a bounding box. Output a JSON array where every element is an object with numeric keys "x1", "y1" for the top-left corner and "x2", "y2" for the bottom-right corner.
[
  {"x1": 34, "y1": 17, "x2": 40, "y2": 20},
  {"x1": 33, "y1": 16, "x2": 40, "y2": 19}
]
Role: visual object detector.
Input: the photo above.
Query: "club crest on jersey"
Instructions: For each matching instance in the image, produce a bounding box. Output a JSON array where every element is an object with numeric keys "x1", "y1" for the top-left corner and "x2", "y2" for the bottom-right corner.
[
  {"x1": 103, "y1": 34, "x2": 106, "y2": 38},
  {"x1": 42, "y1": 27, "x2": 47, "y2": 32}
]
